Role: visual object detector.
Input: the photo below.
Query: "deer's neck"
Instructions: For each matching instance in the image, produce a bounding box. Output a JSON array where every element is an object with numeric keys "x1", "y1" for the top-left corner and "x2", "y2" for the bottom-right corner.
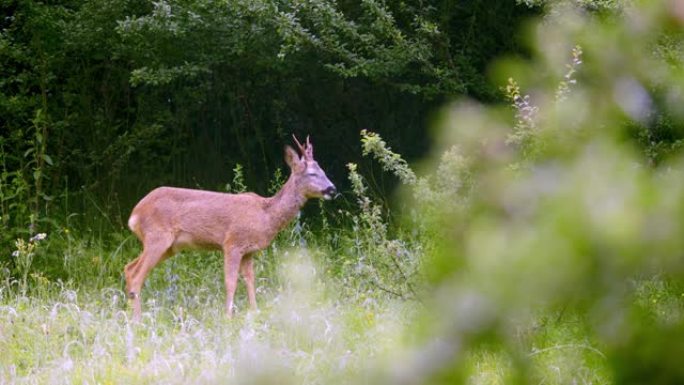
[{"x1": 267, "y1": 176, "x2": 307, "y2": 231}]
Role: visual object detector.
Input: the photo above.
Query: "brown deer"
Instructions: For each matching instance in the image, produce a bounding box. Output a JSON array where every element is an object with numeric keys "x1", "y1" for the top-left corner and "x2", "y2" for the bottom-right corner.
[{"x1": 124, "y1": 136, "x2": 336, "y2": 321}]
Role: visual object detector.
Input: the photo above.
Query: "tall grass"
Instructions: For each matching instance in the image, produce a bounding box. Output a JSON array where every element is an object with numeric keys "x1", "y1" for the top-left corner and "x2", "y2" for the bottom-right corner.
[{"x1": 0, "y1": 236, "x2": 414, "y2": 384}]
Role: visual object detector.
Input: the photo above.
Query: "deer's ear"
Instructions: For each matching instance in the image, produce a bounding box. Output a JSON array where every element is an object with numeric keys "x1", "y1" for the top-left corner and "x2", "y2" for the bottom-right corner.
[{"x1": 284, "y1": 146, "x2": 302, "y2": 170}]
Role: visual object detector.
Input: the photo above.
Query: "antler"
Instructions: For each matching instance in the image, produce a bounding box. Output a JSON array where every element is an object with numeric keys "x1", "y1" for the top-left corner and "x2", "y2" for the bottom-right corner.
[
  {"x1": 292, "y1": 134, "x2": 305, "y2": 154},
  {"x1": 292, "y1": 134, "x2": 314, "y2": 159}
]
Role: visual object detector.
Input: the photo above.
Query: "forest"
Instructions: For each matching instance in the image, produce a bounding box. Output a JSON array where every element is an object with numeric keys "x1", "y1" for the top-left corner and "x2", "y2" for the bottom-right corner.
[{"x1": 2, "y1": 0, "x2": 684, "y2": 383}]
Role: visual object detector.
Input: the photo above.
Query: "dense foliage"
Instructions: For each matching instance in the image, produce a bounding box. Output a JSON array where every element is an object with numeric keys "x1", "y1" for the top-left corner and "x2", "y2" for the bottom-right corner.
[{"x1": 0, "y1": 0, "x2": 536, "y2": 258}]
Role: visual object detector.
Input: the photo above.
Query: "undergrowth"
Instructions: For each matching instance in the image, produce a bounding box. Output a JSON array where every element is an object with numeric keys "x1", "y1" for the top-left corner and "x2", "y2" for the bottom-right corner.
[{"x1": 0, "y1": 248, "x2": 412, "y2": 384}]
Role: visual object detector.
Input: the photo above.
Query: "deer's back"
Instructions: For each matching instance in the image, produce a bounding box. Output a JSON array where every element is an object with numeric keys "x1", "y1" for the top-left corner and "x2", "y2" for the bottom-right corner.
[{"x1": 129, "y1": 187, "x2": 269, "y2": 248}]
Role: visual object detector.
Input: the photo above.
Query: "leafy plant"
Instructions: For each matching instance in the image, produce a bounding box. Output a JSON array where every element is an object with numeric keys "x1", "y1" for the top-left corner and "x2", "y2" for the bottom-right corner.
[
  {"x1": 11, "y1": 233, "x2": 47, "y2": 295},
  {"x1": 225, "y1": 163, "x2": 247, "y2": 194}
]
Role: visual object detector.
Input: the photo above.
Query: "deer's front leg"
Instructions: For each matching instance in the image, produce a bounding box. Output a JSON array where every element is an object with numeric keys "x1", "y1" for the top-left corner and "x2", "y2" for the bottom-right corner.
[
  {"x1": 240, "y1": 254, "x2": 257, "y2": 311},
  {"x1": 223, "y1": 246, "x2": 243, "y2": 318}
]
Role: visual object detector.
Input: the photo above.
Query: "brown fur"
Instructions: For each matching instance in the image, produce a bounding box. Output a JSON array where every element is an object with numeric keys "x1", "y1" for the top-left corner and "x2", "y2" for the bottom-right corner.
[{"x1": 124, "y1": 140, "x2": 335, "y2": 320}]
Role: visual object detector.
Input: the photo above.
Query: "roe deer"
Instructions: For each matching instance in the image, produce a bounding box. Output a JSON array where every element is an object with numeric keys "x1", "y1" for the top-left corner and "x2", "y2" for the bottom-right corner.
[{"x1": 124, "y1": 136, "x2": 336, "y2": 321}]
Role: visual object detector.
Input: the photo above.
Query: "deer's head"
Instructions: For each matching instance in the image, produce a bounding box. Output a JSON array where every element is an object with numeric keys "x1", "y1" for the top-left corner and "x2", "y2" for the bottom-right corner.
[{"x1": 285, "y1": 135, "x2": 337, "y2": 200}]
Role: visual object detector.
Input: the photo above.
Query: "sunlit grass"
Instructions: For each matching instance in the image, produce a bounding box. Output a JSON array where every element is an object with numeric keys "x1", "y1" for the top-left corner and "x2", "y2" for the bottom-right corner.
[
  {"x1": 9, "y1": 237, "x2": 671, "y2": 384},
  {"x1": 0, "y1": 247, "x2": 415, "y2": 384},
  {"x1": 3, "y1": 199, "x2": 684, "y2": 384}
]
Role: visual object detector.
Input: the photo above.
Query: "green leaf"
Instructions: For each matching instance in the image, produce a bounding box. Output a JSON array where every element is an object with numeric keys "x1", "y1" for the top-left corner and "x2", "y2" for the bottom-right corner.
[{"x1": 41, "y1": 154, "x2": 53, "y2": 166}]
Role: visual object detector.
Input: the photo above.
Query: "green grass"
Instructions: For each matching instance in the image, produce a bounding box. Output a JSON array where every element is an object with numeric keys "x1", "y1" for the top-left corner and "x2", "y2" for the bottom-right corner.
[
  {"x1": 2, "y1": 222, "x2": 683, "y2": 384},
  {"x1": 0, "y1": 242, "x2": 413, "y2": 384}
]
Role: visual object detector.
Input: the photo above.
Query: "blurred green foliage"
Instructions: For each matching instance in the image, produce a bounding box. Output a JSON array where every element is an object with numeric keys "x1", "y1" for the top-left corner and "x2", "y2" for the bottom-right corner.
[{"x1": 380, "y1": 1, "x2": 684, "y2": 383}]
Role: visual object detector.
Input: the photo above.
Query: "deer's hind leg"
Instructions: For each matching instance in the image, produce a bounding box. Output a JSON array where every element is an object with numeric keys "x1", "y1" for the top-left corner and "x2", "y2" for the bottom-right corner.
[{"x1": 125, "y1": 232, "x2": 174, "y2": 321}]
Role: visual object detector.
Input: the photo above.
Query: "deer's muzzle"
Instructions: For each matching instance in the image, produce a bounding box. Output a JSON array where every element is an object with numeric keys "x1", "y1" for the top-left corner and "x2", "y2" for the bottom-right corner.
[{"x1": 322, "y1": 186, "x2": 337, "y2": 200}]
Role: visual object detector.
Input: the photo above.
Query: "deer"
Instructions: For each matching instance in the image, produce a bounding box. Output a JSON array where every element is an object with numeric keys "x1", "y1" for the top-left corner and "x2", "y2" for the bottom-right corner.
[{"x1": 124, "y1": 135, "x2": 336, "y2": 321}]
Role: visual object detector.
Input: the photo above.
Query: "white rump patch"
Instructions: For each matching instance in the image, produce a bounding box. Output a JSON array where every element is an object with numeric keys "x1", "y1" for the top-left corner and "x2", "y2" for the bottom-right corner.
[{"x1": 128, "y1": 214, "x2": 139, "y2": 232}]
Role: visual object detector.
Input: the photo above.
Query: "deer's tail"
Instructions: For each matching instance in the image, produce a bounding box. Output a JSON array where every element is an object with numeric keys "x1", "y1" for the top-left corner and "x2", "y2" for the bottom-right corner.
[{"x1": 128, "y1": 214, "x2": 141, "y2": 236}]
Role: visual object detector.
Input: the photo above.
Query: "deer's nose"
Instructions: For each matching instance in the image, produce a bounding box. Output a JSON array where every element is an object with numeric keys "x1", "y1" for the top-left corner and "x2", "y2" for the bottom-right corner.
[{"x1": 323, "y1": 186, "x2": 337, "y2": 200}]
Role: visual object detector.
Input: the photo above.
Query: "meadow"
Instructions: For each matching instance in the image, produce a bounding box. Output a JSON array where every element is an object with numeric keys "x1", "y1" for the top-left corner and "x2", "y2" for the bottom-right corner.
[
  {"x1": 0, "y1": 205, "x2": 620, "y2": 385},
  {"x1": 3, "y1": 120, "x2": 683, "y2": 383}
]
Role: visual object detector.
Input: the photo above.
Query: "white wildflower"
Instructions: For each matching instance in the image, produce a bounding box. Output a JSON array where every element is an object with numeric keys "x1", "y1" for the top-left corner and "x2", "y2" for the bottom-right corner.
[{"x1": 30, "y1": 233, "x2": 47, "y2": 242}]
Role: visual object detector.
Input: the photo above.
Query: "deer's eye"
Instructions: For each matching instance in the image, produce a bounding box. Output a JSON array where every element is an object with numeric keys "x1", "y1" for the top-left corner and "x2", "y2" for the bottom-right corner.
[{"x1": 306, "y1": 173, "x2": 318, "y2": 177}]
